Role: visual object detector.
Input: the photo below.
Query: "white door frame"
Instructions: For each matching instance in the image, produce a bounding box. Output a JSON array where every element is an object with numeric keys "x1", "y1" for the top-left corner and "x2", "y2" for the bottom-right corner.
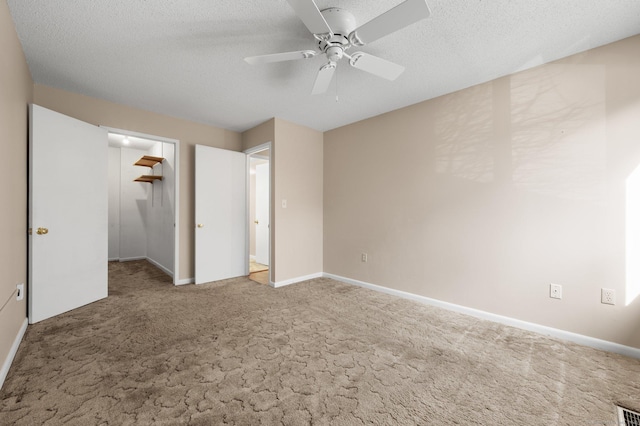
[
  {"x1": 101, "y1": 126, "x2": 181, "y2": 286},
  {"x1": 245, "y1": 142, "x2": 272, "y2": 285},
  {"x1": 254, "y1": 162, "x2": 269, "y2": 266}
]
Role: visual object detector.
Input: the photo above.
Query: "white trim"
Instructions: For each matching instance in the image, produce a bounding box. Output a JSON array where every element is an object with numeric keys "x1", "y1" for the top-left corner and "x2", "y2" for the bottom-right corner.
[
  {"x1": 249, "y1": 255, "x2": 256, "y2": 261},
  {"x1": 113, "y1": 257, "x2": 174, "y2": 278},
  {"x1": 243, "y1": 142, "x2": 272, "y2": 156},
  {"x1": 101, "y1": 126, "x2": 179, "y2": 145},
  {"x1": 173, "y1": 138, "x2": 181, "y2": 286},
  {"x1": 324, "y1": 273, "x2": 640, "y2": 360},
  {"x1": 146, "y1": 257, "x2": 173, "y2": 278},
  {"x1": 175, "y1": 278, "x2": 193, "y2": 286},
  {"x1": 272, "y1": 272, "x2": 323, "y2": 288},
  {"x1": 0, "y1": 318, "x2": 28, "y2": 390},
  {"x1": 108, "y1": 257, "x2": 119, "y2": 262},
  {"x1": 244, "y1": 142, "x2": 272, "y2": 285},
  {"x1": 101, "y1": 126, "x2": 181, "y2": 286},
  {"x1": 118, "y1": 256, "x2": 146, "y2": 262}
]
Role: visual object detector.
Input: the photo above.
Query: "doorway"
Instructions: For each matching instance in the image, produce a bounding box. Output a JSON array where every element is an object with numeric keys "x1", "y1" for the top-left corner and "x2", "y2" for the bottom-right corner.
[
  {"x1": 105, "y1": 128, "x2": 180, "y2": 284},
  {"x1": 246, "y1": 143, "x2": 271, "y2": 285}
]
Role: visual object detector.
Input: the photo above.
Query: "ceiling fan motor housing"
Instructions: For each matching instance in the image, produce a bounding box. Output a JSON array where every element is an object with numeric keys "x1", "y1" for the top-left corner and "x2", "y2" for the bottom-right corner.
[{"x1": 317, "y1": 8, "x2": 357, "y2": 54}]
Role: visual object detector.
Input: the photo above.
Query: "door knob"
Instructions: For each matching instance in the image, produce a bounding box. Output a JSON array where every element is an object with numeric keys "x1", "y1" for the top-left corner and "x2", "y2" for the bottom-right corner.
[
  {"x1": 37, "y1": 227, "x2": 49, "y2": 235},
  {"x1": 197, "y1": 224, "x2": 204, "y2": 228},
  {"x1": 254, "y1": 220, "x2": 259, "y2": 224}
]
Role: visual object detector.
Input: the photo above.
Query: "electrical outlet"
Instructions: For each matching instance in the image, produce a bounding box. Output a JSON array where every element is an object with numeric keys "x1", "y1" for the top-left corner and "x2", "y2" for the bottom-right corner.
[
  {"x1": 601, "y1": 288, "x2": 616, "y2": 305},
  {"x1": 16, "y1": 283, "x2": 24, "y2": 301},
  {"x1": 361, "y1": 253, "x2": 368, "y2": 262},
  {"x1": 550, "y1": 283, "x2": 562, "y2": 299}
]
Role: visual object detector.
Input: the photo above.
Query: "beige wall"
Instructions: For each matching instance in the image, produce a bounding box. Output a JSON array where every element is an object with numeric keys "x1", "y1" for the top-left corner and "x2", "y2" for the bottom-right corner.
[
  {"x1": 324, "y1": 35, "x2": 640, "y2": 349},
  {"x1": 0, "y1": 0, "x2": 32, "y2": 377},
  {"x1": 242, "y1": 118, "x2": 324, "y2": 283},
  {"x1": 242, "y1": 118, "x2": 275, "y2": 152},
  {"x1": 273, "y1": 119, "x2": 323, "y2": 282},
  {"x1": 33, "y1": 85, "x2": 242, "y2": 281}
]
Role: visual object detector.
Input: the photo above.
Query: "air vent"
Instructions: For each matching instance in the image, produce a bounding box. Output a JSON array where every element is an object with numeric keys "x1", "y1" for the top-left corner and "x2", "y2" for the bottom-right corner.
[{"x1": 618, "y1": 406, "x2": 640, "y2": 426}]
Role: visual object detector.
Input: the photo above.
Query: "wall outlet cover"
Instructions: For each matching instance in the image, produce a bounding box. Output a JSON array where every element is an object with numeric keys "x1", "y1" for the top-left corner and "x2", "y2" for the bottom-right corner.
[
  {"x1": 16, "y1": 283, "x2": 24, "y2": 301},
  {"x1": 601, "y1": 288, "x2": 616, "y2": 305},
  {"x1": 550, "y1": 283, "x2": 562, "y2": 299}
]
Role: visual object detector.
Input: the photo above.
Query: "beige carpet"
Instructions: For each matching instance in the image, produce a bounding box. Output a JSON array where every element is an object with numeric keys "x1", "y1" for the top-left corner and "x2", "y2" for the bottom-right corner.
[{"x1": 1, "y1": 260, "x2": 639, "y2": 425}]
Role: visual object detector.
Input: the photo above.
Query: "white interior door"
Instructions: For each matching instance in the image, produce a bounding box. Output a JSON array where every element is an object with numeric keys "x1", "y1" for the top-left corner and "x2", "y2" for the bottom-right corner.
[
  {"x1": 195, "y1": 145, "x2": 247, "y2": 284},
  {"x1": 255, "y1": 162, "x2": 269, "y2": 266},
  {"x1": 29, "y1": 104, "x2": 108, "y2": 324}
]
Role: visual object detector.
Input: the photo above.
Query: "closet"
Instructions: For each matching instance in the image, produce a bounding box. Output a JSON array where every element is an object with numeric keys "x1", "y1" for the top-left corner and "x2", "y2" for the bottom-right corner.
[{"x1": 108, "y1": 134, "x2": 175, "y2": 277}]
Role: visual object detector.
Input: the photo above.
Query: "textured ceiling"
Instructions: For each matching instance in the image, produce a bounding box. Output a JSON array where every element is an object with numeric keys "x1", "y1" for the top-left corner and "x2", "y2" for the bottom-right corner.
[{"x1": 7, "y1": 0, "x2": 640, "y2": 133}]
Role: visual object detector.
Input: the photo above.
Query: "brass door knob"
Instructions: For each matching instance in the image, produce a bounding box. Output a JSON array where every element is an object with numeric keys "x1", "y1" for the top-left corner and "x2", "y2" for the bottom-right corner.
[
  {"x1": 197, "y1": 224, "x2": 204, "y2": 228},
  {"x1": 254, "y1": 220, "x2": 259, "y2": 224},
  {"x1": 37, "y1": 227, "x2": 49, "y2": 235}
]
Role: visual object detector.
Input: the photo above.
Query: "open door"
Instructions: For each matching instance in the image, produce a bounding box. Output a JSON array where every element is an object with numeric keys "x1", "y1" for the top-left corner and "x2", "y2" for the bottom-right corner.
[
  {"x1": 194, "y1": 145, "x2": 247, "y2": 284},
  {"x1": 29, "y1": 104, "x2": 108, "y2": 323}
]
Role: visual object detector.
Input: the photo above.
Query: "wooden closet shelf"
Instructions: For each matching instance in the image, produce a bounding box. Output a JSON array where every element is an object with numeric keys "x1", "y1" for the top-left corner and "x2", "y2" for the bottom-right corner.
[
  {"x1": 134, "y1": 155, "x2": 164, "y2": 168},
  {"x1": 134, "y1": 175, "x2": 163, "y2": 183}
]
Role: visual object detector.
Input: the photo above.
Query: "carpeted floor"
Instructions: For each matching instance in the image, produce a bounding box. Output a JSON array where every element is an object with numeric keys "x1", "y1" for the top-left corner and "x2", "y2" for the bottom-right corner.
[{"x1": 1, "y1": 260, "x2": 639, "y2": 425}]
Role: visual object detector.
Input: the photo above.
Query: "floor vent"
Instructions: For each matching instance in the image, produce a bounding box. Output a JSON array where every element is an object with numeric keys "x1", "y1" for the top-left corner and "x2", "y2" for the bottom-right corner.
[{"x1": 618, "y1": 406, "x2": 640, "y2": 426}]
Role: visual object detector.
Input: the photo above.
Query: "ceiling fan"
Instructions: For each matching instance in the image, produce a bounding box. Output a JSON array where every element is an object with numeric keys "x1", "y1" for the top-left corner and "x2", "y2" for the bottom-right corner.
[{"x1": 244, "y1": 0, "x2": 432, "y2": 95}]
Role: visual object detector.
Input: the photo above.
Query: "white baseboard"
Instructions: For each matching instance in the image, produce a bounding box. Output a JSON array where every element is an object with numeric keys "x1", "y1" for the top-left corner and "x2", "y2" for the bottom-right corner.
[
  {"x1": 145, "y1": 257, "x2": 174, "y2": 278},
  {"x1": 271, "y1": 272, "x2": 323, "y2": 288},
  {"x1": 118, "y1": 256, "x2": 146, "y2": 262},
  {"x1": 175, "y1": 278, "x2": 193, "y2": 286},
  {"x1": 116, "y1": 257, "x2": 182, "y2": 284},
  {"x1": 323, "y1": 273, "x2": 640, "y2": 360},
  {"x1": 0, "y1": 318, "x2": 28, "y2": 391},
  {"x1": 249, "y1": 255, "x2": 256, "y2": 261}
]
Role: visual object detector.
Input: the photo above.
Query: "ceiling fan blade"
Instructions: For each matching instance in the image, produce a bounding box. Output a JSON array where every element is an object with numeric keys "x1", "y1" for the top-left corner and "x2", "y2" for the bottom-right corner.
[
  {"x1": 287, "y1": 0, "x2": 333, "y2": 38},
  {"x1": 245, "y1": 50, "x2": 317, "y2": 65},
  {"x1": 348, "y1": 0, "x2": 431, "y2": 46},
  {"x1": 311, "y1": 62, "x2": 336, "y2": 95},
  {"x1": 349, "y1": 52, "x2": 405, "y2": 81}
]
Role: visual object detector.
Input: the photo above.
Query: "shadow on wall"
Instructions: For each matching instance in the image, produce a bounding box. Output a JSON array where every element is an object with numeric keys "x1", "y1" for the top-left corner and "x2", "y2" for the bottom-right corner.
[
  {"x1": 434, "y1": 64, "x2": 607, "y2": 203},
  {"x1": 136, "y1": 198, "x2": 148, "y2": 227},
  {"x1": 430, "y1": 62, "x2": 640, "y2": 308}
]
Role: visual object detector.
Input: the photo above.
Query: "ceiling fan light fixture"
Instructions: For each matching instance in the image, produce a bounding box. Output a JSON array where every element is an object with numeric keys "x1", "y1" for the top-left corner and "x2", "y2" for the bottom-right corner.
[
  {"x1": 326, "y1": 46, "x2": 343, "y2": 62},
  {"x1": 245, "y1": 0, "x2": 431, "y2": 95}
]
